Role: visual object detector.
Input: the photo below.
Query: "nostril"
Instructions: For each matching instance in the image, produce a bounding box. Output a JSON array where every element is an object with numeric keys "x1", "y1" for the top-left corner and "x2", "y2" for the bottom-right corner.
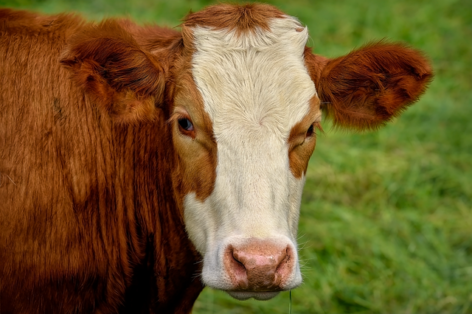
[
  {"x1": 275, "y1": 247, "x2": 291, "y2": 276},
  {"x1": 232, "y1": 252, "x2": 246, "y2": 272},
  {"x1": 227, "y1": 246, "x2": 247, "y2": 280}
]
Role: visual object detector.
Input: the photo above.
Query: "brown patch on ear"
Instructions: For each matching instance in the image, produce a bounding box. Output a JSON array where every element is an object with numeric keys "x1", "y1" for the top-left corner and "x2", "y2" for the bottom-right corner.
[
  {"x1": 183, "y1": 3, "x2": 285, "y2": 36},
  {"x1": 60, "y1": 19, "x2": 168, "y2": 123},
  {"x1": 288, "y1": 97, "x2": 321, "y2": 178},
  {"x1": 306, "y1": 42, "x2": 433, "y2": 130}
]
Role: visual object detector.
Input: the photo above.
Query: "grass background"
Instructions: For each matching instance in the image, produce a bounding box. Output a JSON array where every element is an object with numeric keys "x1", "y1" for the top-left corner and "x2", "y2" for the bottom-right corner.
[{"x1": 2, "y1": 0, "x2": 471, "y2": 313}]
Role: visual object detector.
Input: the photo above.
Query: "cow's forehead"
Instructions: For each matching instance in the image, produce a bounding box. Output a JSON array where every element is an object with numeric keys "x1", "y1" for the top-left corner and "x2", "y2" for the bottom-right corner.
[{"x1": 190, "y1": 16, "x2": 318, "y2": 141}]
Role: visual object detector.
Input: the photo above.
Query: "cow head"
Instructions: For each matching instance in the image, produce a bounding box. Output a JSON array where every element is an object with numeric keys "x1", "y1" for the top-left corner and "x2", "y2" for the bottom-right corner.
[{"x1": 61, "y1": 4, "x2": 432, "y2": 300}]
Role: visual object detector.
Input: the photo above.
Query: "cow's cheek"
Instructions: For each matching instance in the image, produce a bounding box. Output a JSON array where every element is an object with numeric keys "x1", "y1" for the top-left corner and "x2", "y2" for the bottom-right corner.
[
  {"x1": 172, "y1": 132, "x2": 217, "y2": 255},
  {"x1": 287, "y1": 173, "x2": 307, "y2": 240},
  {"x1": 172, "y1": 130, "x2": 217, "y2": 201},
  {"x1": 287, "y1": 137, "x2": 316, "y2": 239},
  {"x1": 183, "y1": 193, "x2": 214, "y2": 255},
  {"x1": 289, "y1": 136, "x2": 317, "y2": 179}
]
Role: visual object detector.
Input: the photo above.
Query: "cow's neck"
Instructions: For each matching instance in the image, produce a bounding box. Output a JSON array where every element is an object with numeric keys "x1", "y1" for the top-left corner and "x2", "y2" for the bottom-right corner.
[
  {"x1": 149, "y1": 114, "x2": 204, "y2": 313},
  {"x1": 103, "y1": 115, "x2": 203, "y2": 313}
]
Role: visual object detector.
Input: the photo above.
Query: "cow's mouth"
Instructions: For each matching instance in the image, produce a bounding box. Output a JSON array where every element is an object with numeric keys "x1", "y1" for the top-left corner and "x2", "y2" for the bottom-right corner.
[{"x1": 226, "y1": 290, "x2": 280, "y2": 300}]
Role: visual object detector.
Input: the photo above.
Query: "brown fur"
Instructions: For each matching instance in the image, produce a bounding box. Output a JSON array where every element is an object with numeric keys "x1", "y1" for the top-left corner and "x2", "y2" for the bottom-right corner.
[
  {"x1": 167, "y1": 13, "x2": 219, "y2": 204},
  {"x1": 288, "y1": 97, "x2": 322, "y2": 178},
  {"x1": 60, "y1": 20, "x2": 167, "y2": 124},
  {"x1": 305, "y1": 42, "x2": 433, "y2": 130},
  {"x1": 0, "y1": 4, "x2": 432, "y2": 313},
  {"x1": 170, "y1": 70, "x2": 218, "y2": 203},
  {"x1": 183, "y1": 3, "x2": 285, "y2": 36},
  {"x1": 0, "y1": 8, "x2": 201, "y2": 314}
]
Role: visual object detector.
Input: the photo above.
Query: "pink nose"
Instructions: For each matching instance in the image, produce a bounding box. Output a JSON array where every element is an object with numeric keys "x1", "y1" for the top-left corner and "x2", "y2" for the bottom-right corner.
[{"x1": 224, "y1": 239, "x2": 294, "y2": 291}]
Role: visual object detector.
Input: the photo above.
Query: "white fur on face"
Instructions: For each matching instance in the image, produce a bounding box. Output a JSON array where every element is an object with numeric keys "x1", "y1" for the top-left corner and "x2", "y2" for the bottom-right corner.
[{"x1": 183, "y1": 16, "x2": 318, "y2": 294}]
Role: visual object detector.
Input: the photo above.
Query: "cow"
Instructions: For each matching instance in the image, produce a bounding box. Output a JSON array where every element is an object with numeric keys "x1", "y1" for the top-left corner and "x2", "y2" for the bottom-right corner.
[{"x1": 0, "y1": 3, "x2": 432, "y2": 314}]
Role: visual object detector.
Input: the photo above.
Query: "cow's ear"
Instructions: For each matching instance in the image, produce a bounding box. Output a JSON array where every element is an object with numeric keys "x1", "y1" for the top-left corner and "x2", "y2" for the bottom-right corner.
[
  {"x1": 305, "y1": 42, "x2": 433, "y2": 130},
  {"x1": 60, "y1": 20, "x2": 167, "y2": 124}
]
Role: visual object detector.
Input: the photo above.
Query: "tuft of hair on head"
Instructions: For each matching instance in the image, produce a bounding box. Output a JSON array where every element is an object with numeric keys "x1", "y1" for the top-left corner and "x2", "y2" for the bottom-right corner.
[{"x1": 182, "y1": 3, "x2": 285, "y2": 36}]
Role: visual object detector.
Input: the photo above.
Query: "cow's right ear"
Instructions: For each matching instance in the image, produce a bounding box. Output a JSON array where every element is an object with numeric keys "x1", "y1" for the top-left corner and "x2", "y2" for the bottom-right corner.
[{"x1": 60, "y1": 20, "x2": 167, "y2": 124}]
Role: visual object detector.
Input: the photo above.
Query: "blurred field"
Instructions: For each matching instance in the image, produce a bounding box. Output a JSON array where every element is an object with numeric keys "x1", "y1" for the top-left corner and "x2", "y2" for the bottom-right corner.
[{"x1": 2, "y1": 0, "x2": 471, "y2": 313}]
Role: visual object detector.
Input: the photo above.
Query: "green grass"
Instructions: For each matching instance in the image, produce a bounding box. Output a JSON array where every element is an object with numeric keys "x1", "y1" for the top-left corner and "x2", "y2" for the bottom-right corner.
[{"x1": 2, "y1": 0, "x2": 471, "y2": 313}]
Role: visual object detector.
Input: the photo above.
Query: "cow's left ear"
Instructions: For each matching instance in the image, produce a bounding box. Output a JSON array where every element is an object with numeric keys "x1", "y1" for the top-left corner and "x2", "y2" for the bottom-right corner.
[
  {"x1": 305, "y1": 42, "x2": 433, "y2": 130},
  {"x1": 60, "y1": 20, "x2": 167, "y2": 124}
]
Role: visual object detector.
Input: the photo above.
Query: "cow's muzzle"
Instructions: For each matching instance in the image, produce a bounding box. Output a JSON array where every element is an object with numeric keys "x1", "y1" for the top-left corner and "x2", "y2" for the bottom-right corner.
[{"x1": 223, "y1": 239, "x2": 295, "y2": 296}]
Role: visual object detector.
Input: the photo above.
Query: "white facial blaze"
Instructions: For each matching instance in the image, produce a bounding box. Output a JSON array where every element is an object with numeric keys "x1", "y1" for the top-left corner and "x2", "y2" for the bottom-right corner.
[{"x1": 183, "y1": 16, "x2": 317, "y2": 292}]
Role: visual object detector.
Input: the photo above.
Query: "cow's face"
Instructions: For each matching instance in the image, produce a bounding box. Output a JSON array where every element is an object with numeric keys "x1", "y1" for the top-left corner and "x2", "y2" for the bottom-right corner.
[
  {"x1": 172, "y1": 14, "x2": 317, "y2": 300},
  {"x1": 61, "y1": 2, "x2": 432, "y2": 302},
  {"x1": 168, "y1": 4, "x2": 432, "y2": 300}
]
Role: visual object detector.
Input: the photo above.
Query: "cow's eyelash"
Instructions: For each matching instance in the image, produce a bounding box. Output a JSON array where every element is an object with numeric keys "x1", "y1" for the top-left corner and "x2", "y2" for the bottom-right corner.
[
  {"x1": 168, "y1": 112, "x2": 191, "y2": 124},
  {"x1": 306, "y1": 121, "x2": 323, "y2": 138},
  {"x1": 313, "y1": 121, "x2": 323, "y2": 134}
]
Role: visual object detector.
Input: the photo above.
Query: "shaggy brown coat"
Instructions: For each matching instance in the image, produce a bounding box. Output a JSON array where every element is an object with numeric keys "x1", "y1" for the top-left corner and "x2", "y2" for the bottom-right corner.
[{"x1": 0, "y1": 8, "x2": 202, "y2": 314}]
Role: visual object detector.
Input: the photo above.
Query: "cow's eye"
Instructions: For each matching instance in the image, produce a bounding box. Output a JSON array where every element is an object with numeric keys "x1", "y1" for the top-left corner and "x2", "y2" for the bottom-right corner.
[
  {"x1": 178, "y1": 118, "x2": 194, "y2": 131},
  {"x1": 177, "y1": 118, "x2": 196, "y2": 138},
  {"x1": 306, "y1": 124, "x2": 314, "y2": 137},
  {"x1": 306, "y1": 122, "x2": 322, "y2": 138}
]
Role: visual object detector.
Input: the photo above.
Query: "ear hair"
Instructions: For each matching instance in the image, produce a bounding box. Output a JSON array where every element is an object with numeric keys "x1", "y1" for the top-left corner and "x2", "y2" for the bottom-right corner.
[
  {"x1": 60, "y1": 20, "x2": 167, "y2": 123},
  {"x1": 306, "y1": 41, "x2": 433, "y2": 130}
]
